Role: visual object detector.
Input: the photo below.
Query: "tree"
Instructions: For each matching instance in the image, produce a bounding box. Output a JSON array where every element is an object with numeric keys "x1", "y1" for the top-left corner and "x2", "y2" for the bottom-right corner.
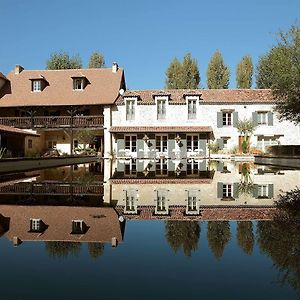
[
  {"x1": 88, "y1": 242, "x2": 104, "y2": 259},
  {"x1": 207, "y1": 221, "x2": 231, "y2": 260},
  {"x1": 74, "y1": 129, "x2": 97, "y2": 149},
  {"x1": 89, "y1": 51, "x2": 105, "y2": 68},
  {"x1": 181, "y1": 53, "x2": 200, "y2": 89},
  {"x1": 236, "y1": 221, "x2": 254, "y2": 255},
  {"x1": 256, "y1": 25, "x2": 300, "y2": 124},
  {"x1": 165, "y1": 53, "x2": 200, "y2": 89},
  {"x1": 236, "y1": 55, "x2": 253, "y2": 88},
  {"x1": 165, "y1": 221, "x2": 200, "y2": 257},
  {"x1": 46, "y1": 51, "x2": 82, "y2": 70},
  {"x1": 207, "y1": 50, "x2": 230, "y2": 89},
  {"x1": 45, "y1": 241, "x2": 81, "y2": 258}
]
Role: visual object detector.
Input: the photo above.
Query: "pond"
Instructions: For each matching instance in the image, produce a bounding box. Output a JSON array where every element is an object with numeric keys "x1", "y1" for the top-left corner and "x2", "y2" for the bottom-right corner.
[{"x1": 0, "y1": 160, "x2": 299, "y2": 300}]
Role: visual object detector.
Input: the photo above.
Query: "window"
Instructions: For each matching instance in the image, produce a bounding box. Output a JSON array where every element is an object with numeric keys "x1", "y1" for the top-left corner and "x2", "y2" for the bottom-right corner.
[
  {"x1": 156, "y1": 159, "x2": 168, "y2": 175},
  {"x1": 257, "y1": 112, "x2": 268, "y2": 125},
  {"x1": 72, "y1": 220, "x2": 84, "y2": 234},
  {"x1": 187, "y1": 160, "x2": 199, "y2": 175},
  {"x1": 187, "y1": 135, "x2": 199, "y2": 151},
  {"x1": 258, "y1": 184, "x2": 268, "y2": 198},
  {"x1": 157, "y1": 99, "x2": 166, "y2": 119},
  {"x1": 188, "y1": 99, "x2": 197, "y2": 119},
  {"x1": 124, "y1": 159, "x2": 137, "y2": 176},
  {"x1": 222, "y1": 112, "x2": 232, "y2": 126},
  {"x1": 124, "y1": 189, "x2": 138, "y2": 214},
  {"x1": 30, "y1": 219, "x2": 41, "y2": 232},
  {"x1": 187, "y1": 191, "x2": 198, "y2": 212},
  {"x1": 32, "y1": 80, "x2": 41, "y2": 92},
  {"x1": 28, "y1": 139, "x2": 33, "y2": 149},
  {"x1": 73, "y1": 78, "x2": 84, "y2": 90},
  {"x1": 155, "y1": 190, "x2": 168, "y2": 214},
  {"x1": 156, "y1": 135, "x2": 167, "y2": 153},
  {"x1": 126, "y1": 99, "x2": 135, "y2": 120},
  {"x1": 222, "y1": 184, "x2": 233, "y2": 198},
  {"x1": 73, "y1": 140, "x2": 79, "y2": 148},
  {"x1": 222, "y1": 137, "x2": 230, "y2": 149},
  {"x1": 47, "y1": 140, "x2": 57, "y2": 149},
  {"x1": 125, "y1": 135, "x2": 137, "y2": 152}
]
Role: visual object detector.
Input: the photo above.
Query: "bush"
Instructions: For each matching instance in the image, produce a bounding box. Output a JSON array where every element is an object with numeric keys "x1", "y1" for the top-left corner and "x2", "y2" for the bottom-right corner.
[
  {"x1": 208, "y1": 143, "x2": 219, "y2": 154},
  {"x1": 242, "y1": 140, "x2": 247, "y2": 154}
]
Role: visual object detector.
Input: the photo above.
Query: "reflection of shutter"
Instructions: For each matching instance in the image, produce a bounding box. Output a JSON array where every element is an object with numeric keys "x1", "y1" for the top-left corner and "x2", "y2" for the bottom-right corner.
[
  {"x1": 217, "y1": 112, "x2": 223, "y2": 128},
  {"x1": 30, "y1": 219, "x2": 33, "y2": 230},
  {"x1": 217, "y1": 161, "x2": 224, "y2": 172},
  {"x1": 268, "y1": 184, "x2": 274, "y2": 198},
  {"x1": 137, "y1": 135, "x2": 144, "y2": 159},
  {"x1": 252, "y1": 112, "x2": 258, "y2": 126},
  {"x1": 252, "y1": 184, "x2": 258, "y2": 198},
  {"x1": 233, "y1": 112, "x2": 238, "y2": 127},
  {"x1": 217, "y1": 138, "x2": 224, "y2": 150},
  {"x1": 168, "y1": 138, "x2": 175, "y2": 159},
  {"x1": 217, "y1": 182, "x2": 223, "y2": 198},
  {"x1": 233, "y1": 183, "x2": 239, "y2": 198},
  {"x1": 267, "y1": 112, "x2": 273, "y2": 126}
]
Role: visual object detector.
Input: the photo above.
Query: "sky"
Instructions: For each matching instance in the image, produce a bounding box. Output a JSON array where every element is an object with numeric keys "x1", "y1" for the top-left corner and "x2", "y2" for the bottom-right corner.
[{"x1": 0, "y1": 0, "x2": 299, "y2": 89}]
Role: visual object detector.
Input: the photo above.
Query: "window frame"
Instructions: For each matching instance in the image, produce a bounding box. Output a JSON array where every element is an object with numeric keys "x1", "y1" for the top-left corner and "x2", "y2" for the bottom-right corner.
[
  {"x1": 222, "y1": 111, "x2": 233, "y2": 126},
  {"x1": 155, "y1": 96, "x2": 168, "y2": 120},
  {"x1": 257, "y1": 111, "x2": 268, "y2": 125},
  {"x1": 186, "y1": 96, "x2": 198, "y2": 120},
  {"x1": 222, "y1": 183, "x2": 233, "y2": 198},
  {"x1": 32, "y1": 80, "x2": 42, "y2": 92},
  {"x1": 73, "y1": 78, "x2": 84, "y2": 91},
  {"x1": 125, "y1": 97, "x2": 136, "y2": 121}
]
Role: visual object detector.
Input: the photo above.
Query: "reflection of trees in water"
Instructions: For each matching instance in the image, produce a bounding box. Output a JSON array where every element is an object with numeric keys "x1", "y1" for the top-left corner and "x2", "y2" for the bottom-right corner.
[
  {"x1": 256, "y1": 188, "x2": 300, "y2": 294},
  {"x1": 207, "y1": 221, "x2": 231, "y2": 260},
  {"x1": 88, "y1": 242, "x2": 104, "y2": 259},
  {"x1": 237, "y1": 221, "x2": 254, "y2": 255},
  {"x1": 165, "y1": 221, "x2": 200, "y2": 257},
  {"x1": 45, "y1": 241, "x2": 81, "y2": 259}
]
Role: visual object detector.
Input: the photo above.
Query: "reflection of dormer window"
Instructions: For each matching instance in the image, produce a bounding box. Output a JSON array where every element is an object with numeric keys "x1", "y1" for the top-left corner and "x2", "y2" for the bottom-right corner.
[
  {"x1": 186, "y1": 190, "x2": 200, "y2": 215},
  {"x1": 71, "y1": 220, "x2": 87, "y2": 234},
  {"x1": 32, "y1": 80, "x2": 42, "y2": 92},
  {"x1": 124, "y1": 189, "x2": 138, "y2": 214},
  {"x1": 155, "y1": 189, "x2": 169, "y2": 215},
  {"x1": 30, "y1": 218, "x2": 41, "y2": 231}
]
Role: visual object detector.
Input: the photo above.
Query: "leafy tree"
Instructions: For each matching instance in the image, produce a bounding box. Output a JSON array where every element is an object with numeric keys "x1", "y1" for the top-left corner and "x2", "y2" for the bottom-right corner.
[
  {"x1": 237, "y1": 221, "x2": 254, "y2": 255},
  {"x1": 256, "y1": 25, "x2": 300, "y2": 124},
  {"x1": 236, "y1": 55, "x2": 253, "y2": 88},
  {"x1": 45, "y1": 241, "x2": 81, "y2": 258},
  {"x1": 181, "y1": 53, "x2": 200, "y2": 89},
  {"x1": 88, "y1": 242, "x2": 104, "y2": 259},
  {"x1": 165, "y1": 53, "x2": 200, "y2": 89},
  {"x1": 89, "y1": 51, "x2": 105, "y2": 68},
  {"x1": 165, "y1": 221, "x2": 200, "y2": 257},
  {"x1": 46, "y1": 51, "x2": 82, "y2": 69},
  {"x1": 207, "y1": 50, "x2": 230, "y2": 89},
  {"x1": 207, "y1": 221, "x2": 231, "y2": 260},
  {"x1": 74, "y1": 129, "x2": 97, "y2": 149}
]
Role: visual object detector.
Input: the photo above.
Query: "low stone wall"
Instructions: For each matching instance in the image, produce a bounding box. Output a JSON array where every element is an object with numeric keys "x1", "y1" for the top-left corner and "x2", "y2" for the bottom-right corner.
[
  {"x1": 255, "y1": 155, "x2": 300, "y2": 169},
  {"x1": 0, "y1": 156, "x2": 99, "y2": 174}
]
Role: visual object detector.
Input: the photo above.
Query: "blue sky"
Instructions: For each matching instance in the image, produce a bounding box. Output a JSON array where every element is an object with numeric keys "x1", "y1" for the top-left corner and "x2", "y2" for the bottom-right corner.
[{"x1": 0, "y1": 0, "x2": 299, "y2": 89}]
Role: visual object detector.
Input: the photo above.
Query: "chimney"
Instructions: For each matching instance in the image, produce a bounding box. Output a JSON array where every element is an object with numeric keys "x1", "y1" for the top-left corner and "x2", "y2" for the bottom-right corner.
[
  {"x1": 15, "y1": 65, "x2": 24, "y2": 74},
  {"x1": 112, "y1": 62, "x2": 118, "y2": 73}
]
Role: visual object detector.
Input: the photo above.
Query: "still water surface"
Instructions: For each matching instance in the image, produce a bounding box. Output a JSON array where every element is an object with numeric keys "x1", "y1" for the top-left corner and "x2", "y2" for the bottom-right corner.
[{"x1": 0, "y1": 160, "x2": 299, "y2": 299}]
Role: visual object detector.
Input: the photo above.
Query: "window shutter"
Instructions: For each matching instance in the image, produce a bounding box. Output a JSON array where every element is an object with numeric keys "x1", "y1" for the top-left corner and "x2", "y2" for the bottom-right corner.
[
  {"x1": 217, "y1": 138, "x2": 224, "y2": 150},
  {"x1": 268, "y1": 184, "x2": 274, "y2": 198},
  {"x1": 252, "y1": 112, "x2": 258, "y2": 126},
  {"x1": 233, "y1": 112, "x2": 239, "y2": 127},
  {"x1": 252, "y1": 184, "x2": 258, "y2": 198},
  {"x1": 233, "y1": 183, "x2": 239, "y2": 198},
  {"x1": 199, "y1": 139, "x2": 206, "y2": 156},
  {"x1": 217, "y1": 112, "x2": 223, "y2": 128},
  {"x1": 117, "y1": 138, "x2": 125, "y2": 157},
  {"x1": 217, "y1": 182, "x2": 223, "y2": 198},
  {"x1": 267, "y1": 112, "x2": 273, "y2": 126},
  {"x1": 217, "y1": 161, "x2": 224, "y2": 172}
]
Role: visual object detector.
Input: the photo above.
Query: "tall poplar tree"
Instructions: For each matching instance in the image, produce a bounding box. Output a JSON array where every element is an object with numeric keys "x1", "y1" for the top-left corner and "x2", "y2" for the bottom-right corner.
[
  {"x1": 89, "y1": 51, "x2": 105, "y2": 68},
  {"x1": 206, "y1": 50, "x2": 230, "y2": 89},
  {"x1": 236, "y1": 55, "x2": 253, "y2": 88},
  {"x1": 165, "y1": 53, "x2": 200, "y2": 89}
]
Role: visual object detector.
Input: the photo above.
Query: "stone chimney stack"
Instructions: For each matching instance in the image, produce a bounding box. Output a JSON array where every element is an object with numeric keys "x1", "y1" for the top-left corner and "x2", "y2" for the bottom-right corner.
[
  {"x1": 112, "y1": 62, "x2": 118, "y2": 73},
  {"x1": 15, "y1": 65, "x2": 24, "y2": 74}
]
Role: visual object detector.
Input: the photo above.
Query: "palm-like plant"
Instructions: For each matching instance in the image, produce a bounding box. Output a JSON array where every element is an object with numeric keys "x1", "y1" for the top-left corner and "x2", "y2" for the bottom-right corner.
[{"x1": 236, "y1": 118, "x2": 256, "y2": 154}]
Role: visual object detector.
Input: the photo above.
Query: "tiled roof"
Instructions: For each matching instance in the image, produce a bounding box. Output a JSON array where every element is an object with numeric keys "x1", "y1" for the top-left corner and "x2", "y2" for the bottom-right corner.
[
  {"x1": 110, "y1": 178, "x2": 212, "y2": 184},
  {"x1": 109, "y1": 126, "x2": 213, "y2": 133},
  {"x1": 0, "y1": 72, "x2": 8, "y2": 81},
  {"x1": 0, "y1": 67, "x2": 125, "y2": 107},
  {"x1": 0, "y1": 205, "x2": 123, "y2": 243},
  {"x1": 118, "y1": 89, "x2": 274, "y2": 105},
  {"x1": 0, "y1": 124, "x2": 39, "y2": 136}
]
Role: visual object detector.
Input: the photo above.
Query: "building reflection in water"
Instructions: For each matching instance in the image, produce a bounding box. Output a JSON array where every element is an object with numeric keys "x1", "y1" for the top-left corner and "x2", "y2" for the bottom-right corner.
[{"x1": 0, "y1": 159, "x2": 299, "y2": 293}]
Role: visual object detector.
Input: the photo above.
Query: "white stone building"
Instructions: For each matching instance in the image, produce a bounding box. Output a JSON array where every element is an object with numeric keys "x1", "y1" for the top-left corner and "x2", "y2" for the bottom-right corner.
[{"x1": 105, "y1": 89, "x2": 300, "y2": 159}]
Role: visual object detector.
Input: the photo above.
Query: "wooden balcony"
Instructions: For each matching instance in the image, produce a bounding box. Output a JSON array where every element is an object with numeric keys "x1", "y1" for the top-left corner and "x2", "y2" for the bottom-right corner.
[{"x1": 0, "y1": 115, "x2": 104, "y2": 129}]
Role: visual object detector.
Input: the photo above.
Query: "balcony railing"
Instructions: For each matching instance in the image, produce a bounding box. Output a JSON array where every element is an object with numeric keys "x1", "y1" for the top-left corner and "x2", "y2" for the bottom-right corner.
[{"x1": 0, "y1": 115, "x2": 104, "y2": 129}]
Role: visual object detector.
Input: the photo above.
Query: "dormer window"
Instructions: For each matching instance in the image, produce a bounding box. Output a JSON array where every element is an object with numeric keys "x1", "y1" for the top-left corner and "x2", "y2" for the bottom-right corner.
[
  {"x1": 155, "y1": 96, "x2": 168, "y2": 120},
  {"x1": 29, "y1": 218, "x2": 47, "y2": 233},
  {"x1": 124, "y1": 97, "x2": 137, "y2": 120},
  {"x1": 71, "y1": 220, "x2": 88, "y2": 234},
  {"x1": 185, "y1": 96, "x2": 199, "y2": 120},
  {"x1": 32, "y1": 80, "x2": 42, "y2": 92},
  {"x1": 73, "y1": 78, "x2": 84, "y2": 90}
]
